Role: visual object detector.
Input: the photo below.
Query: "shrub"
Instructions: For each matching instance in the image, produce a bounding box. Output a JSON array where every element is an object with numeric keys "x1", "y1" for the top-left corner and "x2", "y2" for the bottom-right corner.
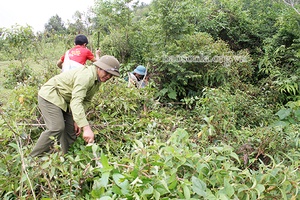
[{"x1": 3, "y1": 61, "x2": 42, "y2": 91}]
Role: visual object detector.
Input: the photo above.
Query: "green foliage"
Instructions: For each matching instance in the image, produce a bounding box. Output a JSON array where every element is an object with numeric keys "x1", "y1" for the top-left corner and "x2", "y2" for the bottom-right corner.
[
  {"x1": 67, "y1": 11, "x2": 92, "y2": 35},
  {"x1": 32, "y1": 33, "x2": 74, "y2": 80},
  {"x1": 258, "y1": 42, "x2": 300, "y2": 103},
  {"x1": 151, "y1": 0, "x2": 194, "y2": 43},
  {"x1": 93, "y1": 0, "x2": 135, "y2": 34},
  {"x1": 94, "y1": 0, "x2": 154, "y2": 64},
  {"x1": 151, "y1": 32, "x2": 252, "y2": 101},
  {"x1": 256, "y1": 3, "x2": 300, "y2": 102},
  {"x1": 100, "y1": 29, "x2": 131, "y2": 62},
  {"x1": 1, "y1": 127, "x2": 299, "y2": 199},
  {"x1": 44, "y1": 14, "x2": 67, "y2": 34},
  {"x1": 180, "y1": 86, "x2": 277, "y2": 148},
  {"x1": 92, "y1": 0, "x2": 299, "y2": 102},
  {"x1": 0, "y1": 25, "x2": 36, "y2": 63},
  {"x1": 86, "y1": 78, "x2": 167, "y2": 153},
  {"x1": 274, "y1": 99, "x2": 300, "y2": 126},
  {"x1": 1, "y1": 86, "x2": 39, "y2": 133},
  {"x1": 202, "y1": 87, "x2": 275, "y2": 128},
  {"x1": 3, "y1": 63, "x2": 39, "y2": 89},
  {"x1": 1, "y1": 76, "x2": 299, "y2": 199}
]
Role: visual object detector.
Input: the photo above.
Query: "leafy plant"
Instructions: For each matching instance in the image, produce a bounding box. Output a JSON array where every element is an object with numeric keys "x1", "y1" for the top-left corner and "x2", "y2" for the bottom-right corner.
[
  {"x1": 3, "y1": 63, "x2": 37, "y2": 89},
  {"x1": 1, "y1": 25, "x2": 36, "y2": 64}
]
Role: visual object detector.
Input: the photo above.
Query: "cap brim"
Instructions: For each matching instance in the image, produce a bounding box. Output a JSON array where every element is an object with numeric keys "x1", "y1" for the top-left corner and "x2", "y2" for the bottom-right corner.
[{"x1": 94, "y1": 61, "x2": 120, "y2": 76}]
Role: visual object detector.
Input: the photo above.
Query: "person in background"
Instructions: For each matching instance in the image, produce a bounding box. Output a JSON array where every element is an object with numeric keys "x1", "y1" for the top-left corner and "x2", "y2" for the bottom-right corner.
[
  {"x1": 30, "y1": 55, "x2": 120, "y2": 157},
  {"x1": 57, "y1": 34, "x2": 101, "y2": 72},
  {"x1": 126, "y1": 65, "x2": 148, "y2": 88}
]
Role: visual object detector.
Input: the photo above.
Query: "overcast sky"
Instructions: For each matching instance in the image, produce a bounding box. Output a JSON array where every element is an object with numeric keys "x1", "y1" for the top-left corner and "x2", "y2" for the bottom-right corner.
[{"x1": 0, "y1": 0, "x2": 151, "y2": 32}]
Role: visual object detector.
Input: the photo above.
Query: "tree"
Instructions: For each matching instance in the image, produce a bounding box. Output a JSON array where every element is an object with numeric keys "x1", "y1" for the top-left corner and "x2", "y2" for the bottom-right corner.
[
  {"x1": 92, "y1": 0, "x2": 141, "y2": 62},
  {"x1": 67, "y1": 10, "x2": 94, "y2": 35},
  {"x1": 44, "y1": 14, "x2": 67, "y2": 34},
  {"x1": 151, "y1": 0, "x2": 194, "y2": 46},
  {"x1": 93, "y1": 0, "x2": 136, "y2": 34}
]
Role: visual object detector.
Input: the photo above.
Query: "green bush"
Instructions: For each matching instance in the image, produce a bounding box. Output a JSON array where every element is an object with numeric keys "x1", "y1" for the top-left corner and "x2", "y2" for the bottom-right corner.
[
  {"x1": 3, "y1": 63, "x2": 37, "y2": 89},
  {"x1": 193, "y1": 87, "x2": 275, "y2": 131},
  {"x1": 2, "y1": 129, "x2": 299, "y2": 199},
  {"x1": 149, "y1": 32, "x2": 252, "y2": 101}
]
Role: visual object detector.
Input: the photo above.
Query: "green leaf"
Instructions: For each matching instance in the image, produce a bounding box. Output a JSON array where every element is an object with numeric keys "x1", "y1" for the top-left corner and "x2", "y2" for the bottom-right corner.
[
  {"x1": 142, "y1": 185, "x2": 154, "y2": 196},
  {"x1": 238, "y1": 185, "x2": 249, "y2": 193},
  {"x1": 224, "y1": 179, "x2": 234, "y2": 197},
  {"x1": 41, "y1": 161, "x2": 50, "y2": 169},
  {"x1": 168, "y1": 90, "x2": 177, "y2": 100},
  {"x1": 135, "y1": 139, "x2": 144, "y2": 148},
  {"x1": 92, "y1": 144, "x2": 98, "y2": 154},
  {"x1": 182, "y1": 183, "x2": 191, "y2": 199},
  {"x1": 192, "y1": 176, "x2": 206, "y2": 197},
  {"x1": 272, "y1": 120, "x2": 289, "y2": 127},
  {"x1": 99, "y1": 172, "x2": 110, "y2": 188},
  {"x1": 255, "y1": 184, "x2": 265, "y2": 197},
  {"x1": 91, "y1": 182, "x2": 105, "y2": 196},
  {"x1": 276, "y1": 108, "x2": 291, "y2": 120},
  {"x1": 168, "y1": 174, "x2": 178, "y2": 190},
  {"x1": 21, "y1": 173, "x2": 27, "y2": 182},
  {"x1": 74, "y1": 155, "x2": 81, "y2": 162},
  {"x1": 294, "y1": 109, "x2": 300, "y2": 121},
  {"x1": 156, "y1": 184, "x2": 170, "y2": 195},
  {"x1": 67, "y1": 155, "x2": 75, "y2": 163},
  {"x1": 230, "y1": 152, "x2": 241, "y2": 164},
  {"x1": 216, "y1": 156, "x2": 227, "y2": 161},
  {"x1": 98, "y1": 197, "x2": 113, "y2": 200},
  {"x1": 250, "y1": 177, "x2": 257, "y2": 189},
  {"x1": 101, "y1": 153, "x2": 110, "y2": 169},
  {"x1": 154, "y1": 189, "x2": 161, "y2": 200},
  {"x1": 160, "y1": 88, "x2": 168, "y2": 95},
  {"x1": 218, "y1": 193, "x2": 230, "y2": 200},
  {"x1": 49, "y1": 166, "x2": 56, "y2": 179},
  {"x1": 112, "y1": 185, "x2": 122, "y2": 195},
  {"x1": 209, "y1": 146, "x2": 224, "y2": 153},
  {"x1": 8, "y1": 143, "x2": 18, "y2": 150},
  {"x1": 112, "y1": 173, "x2": 124, "y2": 187},
  {"x1": 112, "y1": 173, "x2": 129, "y2": 192},
  {"x1": 168, "y1": 128, "x2": 189, "y2": 144}
]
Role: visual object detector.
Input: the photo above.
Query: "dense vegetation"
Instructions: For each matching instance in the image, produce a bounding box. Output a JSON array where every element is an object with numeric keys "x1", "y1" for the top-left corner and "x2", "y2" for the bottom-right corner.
[{"x1": 0, "y1": 0, "x2": 299, "y2": 199}]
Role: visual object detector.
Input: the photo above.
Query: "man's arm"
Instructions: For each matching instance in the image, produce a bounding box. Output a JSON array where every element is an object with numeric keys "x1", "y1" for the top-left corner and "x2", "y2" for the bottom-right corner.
[
  {"x1": 57, "y1": 59, "x2": 63, "y2": 69},
  {"x1": 69, "y1": 71, "x2": 97, "y2": 128}
]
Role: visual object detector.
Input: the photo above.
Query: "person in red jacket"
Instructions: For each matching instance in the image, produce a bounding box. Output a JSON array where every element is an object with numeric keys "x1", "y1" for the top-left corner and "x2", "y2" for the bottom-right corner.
[{"x1": 57, "y1": 34, "x2": 100, "y2": 72}]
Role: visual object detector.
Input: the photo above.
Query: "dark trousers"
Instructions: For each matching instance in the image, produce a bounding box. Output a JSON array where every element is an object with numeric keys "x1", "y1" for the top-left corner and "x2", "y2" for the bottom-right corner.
[{"x1": 30, "y1": 96, "x2": 76, "y2": 157}]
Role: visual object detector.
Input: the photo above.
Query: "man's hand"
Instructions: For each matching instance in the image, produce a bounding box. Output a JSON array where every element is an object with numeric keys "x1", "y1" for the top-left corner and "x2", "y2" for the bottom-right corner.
[
  {"x1": 130, "y1": 79, "x2": 136, "y2": 85},
  {"x1": 74, "y1": 122, "x2": 81, "y2": 137},
  {"x1": 95, "y1": 49, "x2": 101, "y2": 60},
  {"x1": 82, "y1": 125, "x2": 95, "y2": 143}
]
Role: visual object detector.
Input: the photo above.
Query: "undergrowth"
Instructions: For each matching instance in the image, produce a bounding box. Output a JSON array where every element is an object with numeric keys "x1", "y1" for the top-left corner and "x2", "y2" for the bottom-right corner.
[{"x1": 0, "y1": 79, "x2": 299, "y2": 199}]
